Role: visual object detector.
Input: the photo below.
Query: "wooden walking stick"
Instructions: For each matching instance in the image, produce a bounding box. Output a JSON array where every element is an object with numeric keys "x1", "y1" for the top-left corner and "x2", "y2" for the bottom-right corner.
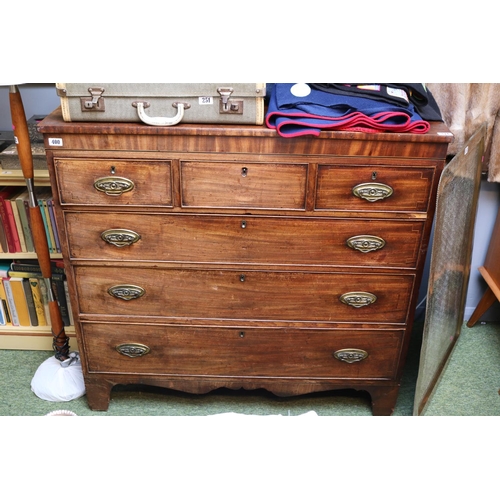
[{"x1": 9, "y1": 85, "x2": 70, "y2": 362}]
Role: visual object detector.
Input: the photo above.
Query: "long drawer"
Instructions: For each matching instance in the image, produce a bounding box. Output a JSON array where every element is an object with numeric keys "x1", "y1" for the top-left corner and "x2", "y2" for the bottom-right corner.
[
  {"x1": 74, "y1": 267, "x2": 414, "y2": 323},
  {"x1": 65, "y1": 212, "x2": 424, "y2": 268},
  {"x1": 54, "y1": 158, "x2": 173, "y2": 206},
  {"x1": 316, "y1": 164, "x2": 436, "y2": 212},
  {"x1": 82, "y1": 322, "x2": 403, "y2": 379}
]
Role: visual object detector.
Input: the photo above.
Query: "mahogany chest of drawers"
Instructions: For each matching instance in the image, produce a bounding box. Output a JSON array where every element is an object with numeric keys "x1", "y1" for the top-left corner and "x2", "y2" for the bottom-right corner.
[{"x1": 39, "y1": 109, "x2": 451, "y2": 415}]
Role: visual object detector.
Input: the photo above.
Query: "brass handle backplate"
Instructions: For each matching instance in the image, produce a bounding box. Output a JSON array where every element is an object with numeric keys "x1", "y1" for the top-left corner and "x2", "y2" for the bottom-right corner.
[
  {"x1": 108, "y1": 284, "x2": 145, "y2": 300},
  {"x1": 116, "y1": 343, "x2": 150, "y2": 358},
  {"x1": 94, "y1": 176, "x2": 135, "y2": 196},
  {"x1": 339, "y1": 291, "x2": 377, "y2": 308},
  {"x1": 352, "y1": 182, "x2": 393, "y2": 202},
  {"x1": 346, "y1": 235, "x2": 386, "y2": 253},
  {"x1": 101, "y1": 229, "x2": 141, "y2": 247},
  {"x1": 333, "y1": 348, "x2": 368, "y2": 364}
]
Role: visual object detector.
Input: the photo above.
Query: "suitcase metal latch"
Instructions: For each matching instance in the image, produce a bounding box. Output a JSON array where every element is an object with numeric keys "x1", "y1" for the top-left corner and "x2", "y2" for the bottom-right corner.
[
  {"x1": 81, "y1": 87, "x2": 105, "y2": 112},
  {"x1": 217, "y1": 87, "x2": 243, "y2": 115}
]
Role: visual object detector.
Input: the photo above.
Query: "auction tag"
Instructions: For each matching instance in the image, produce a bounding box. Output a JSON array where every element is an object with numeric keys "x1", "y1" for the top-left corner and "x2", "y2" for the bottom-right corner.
[
  {"x1": 48, "y1": 137, "x2": 63, "y2": 146},
  {"x1": 198, "y1": 96, "x2": 213, "y2": 105}
]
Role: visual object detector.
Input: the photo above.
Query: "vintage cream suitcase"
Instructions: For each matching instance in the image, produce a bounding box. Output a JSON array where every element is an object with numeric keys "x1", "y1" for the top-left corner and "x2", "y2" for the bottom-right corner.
[{"x1": 56, "y1": 83, "x2": 266, "y2": 126}]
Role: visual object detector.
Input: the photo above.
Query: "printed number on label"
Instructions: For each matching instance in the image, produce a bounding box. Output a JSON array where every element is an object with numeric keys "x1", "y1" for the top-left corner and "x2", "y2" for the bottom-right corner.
[
  {"x1": 198, "y1": 97, "x2": 213, "y2": 105},
  {"x1": 48, "y1": 138, "x2": 63, "y2": 146}
]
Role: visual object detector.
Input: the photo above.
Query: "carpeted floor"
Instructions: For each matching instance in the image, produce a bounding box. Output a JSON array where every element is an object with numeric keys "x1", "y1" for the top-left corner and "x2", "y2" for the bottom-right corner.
[{"x1": 1, "y1": 321, "x2": 499, "y2": 416}]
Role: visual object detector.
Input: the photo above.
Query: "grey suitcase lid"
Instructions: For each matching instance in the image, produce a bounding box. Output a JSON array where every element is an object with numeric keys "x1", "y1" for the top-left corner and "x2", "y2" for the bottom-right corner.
[{"x1": 56, "y1": 83, "x2": 266, "y2": 98}]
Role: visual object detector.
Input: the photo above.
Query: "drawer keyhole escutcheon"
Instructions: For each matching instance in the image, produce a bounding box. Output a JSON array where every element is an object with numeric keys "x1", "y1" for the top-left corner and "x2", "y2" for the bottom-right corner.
[
  {"x1": 241, "y1": 220, "x2": 247, "y2": 229},
  {"x1": 101, "y1": 229, "x2": 141, "y2": 247},
  {"x1": 346, "y1": 235, "x2": 386, "y2": 253},
  {"x1": 239, "y1": 331, "x2": 245, "y2": 338},
  {"x1": 116, "y1": 343, "x2": 151, "y2": 358},
  {"x1": 352, "y1": 182, "x2": 393, "y2": 202},
  {"x1": 94, "y1": 176, "x2": 135, "y2": 196},
  {"x1": 108, "y1": 284, "x2": 145, "y2": 300},
  {"x1": 240, "y1": 274, "x2": 246, "y2": 282},
  {"x1": 333, "y1": 348, "x2": 368, "y2": 364},
  {"x1": 339, "y1": 291, "x2": 377, "y2": 308},
  {"x1": 241, "y1": 167, "x2": 248, "y2": 177}
]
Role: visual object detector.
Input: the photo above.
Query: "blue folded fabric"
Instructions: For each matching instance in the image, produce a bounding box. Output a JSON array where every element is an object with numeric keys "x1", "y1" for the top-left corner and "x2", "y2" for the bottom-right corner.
[
  {"x1": 308, "y1": 83, "x2": 443, "y2": 121},
  {"x1": 266, "y1": 83, "x2": 430, "y2": 137}
]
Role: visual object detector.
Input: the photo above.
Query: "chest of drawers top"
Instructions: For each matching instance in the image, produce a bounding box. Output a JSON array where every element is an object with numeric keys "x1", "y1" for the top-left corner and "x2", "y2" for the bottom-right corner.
[{"x1": 40, "y1": 108, "x2": 452, "y2": 159}]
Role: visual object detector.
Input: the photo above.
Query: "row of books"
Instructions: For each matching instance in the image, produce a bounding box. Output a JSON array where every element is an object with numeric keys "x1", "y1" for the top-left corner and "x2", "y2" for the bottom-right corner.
[
  {"x1": 0, "y1": 186, "x2": 62, "y2": 254},
  {"x1": 0, "y1": 260, "x2": 73, "y2": 328}
]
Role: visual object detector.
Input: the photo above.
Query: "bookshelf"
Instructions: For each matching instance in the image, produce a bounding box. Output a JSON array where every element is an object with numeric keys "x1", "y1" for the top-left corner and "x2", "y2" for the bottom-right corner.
[{"x1": 0, "y1": 169, "x2": 76, "y2": 351}]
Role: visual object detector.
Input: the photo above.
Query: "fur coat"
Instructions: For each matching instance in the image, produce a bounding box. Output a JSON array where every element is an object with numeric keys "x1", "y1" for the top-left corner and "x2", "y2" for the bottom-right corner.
[{"x1": 426, "y1": 83, "x2": 500, "y2": 182}]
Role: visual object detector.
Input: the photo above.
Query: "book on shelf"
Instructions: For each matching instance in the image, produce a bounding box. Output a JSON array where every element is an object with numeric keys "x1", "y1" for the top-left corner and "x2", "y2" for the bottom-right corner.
[
  {"x1": 0, "y1": 191, "x2": 12, "y2": 253},
  {"x1": 21, "y1": 277, "x2": 38, "y2": 326},
  {"x1": 14, "y1": 190, "x2": 35, "y2": 253},
  {"x1": 37, "y1": 277, "x2": 51, "y2": 327},
  {"x1": 51, "y1": 273, "x2": 71, "y2": 327},
  {"x1": 10, "y1": 259, "x2": 65, "y2": 275},
  {"x1": 5, "y1": 195, "x2": 22, "y2": 253},
  {"x1": 8, "y1": 276, "x2": 32, "y2": 326},
  {"x1": 47, "y1": 197, "x2": 61, "y2": 253},
  {"x1": 29, "y1": 277, "x2": 47, "y2": 326},
  {"x1": 0, "y1": 261, "x2": 11, "y2": 277},
  {"x1": 0, "y1": 187, "x2": 24, "y2": 253},
  {"x1": 0, "y1": 297, "x2": 7, "y2": 325},
  {"x1": 10, "y1": 197, "x2": 27, "y2": 253},
  {"x1": 0, "y1": 280, "x2": 10, "y2": 326},
  {"x1": 2, "y1": 277, "x2": 20, "y2": 326},
  {"x1": 0, "y1": 220, "x2": 8, "y2": 253}
]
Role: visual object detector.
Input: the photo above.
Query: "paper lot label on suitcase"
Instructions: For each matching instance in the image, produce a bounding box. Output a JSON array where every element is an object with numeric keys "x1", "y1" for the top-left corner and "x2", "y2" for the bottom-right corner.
[{"x1": 56, "y1": 83, "x2": 266, "y2": 125}]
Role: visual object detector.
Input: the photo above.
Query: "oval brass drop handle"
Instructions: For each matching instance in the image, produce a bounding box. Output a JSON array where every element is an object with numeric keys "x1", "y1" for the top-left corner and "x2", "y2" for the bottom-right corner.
[
  {"x1": 94, "y1": 176, "x2": 135, "y2": 196},
  {"x1": 101, "y1": 229, "x2": 141, "y2": 247},
  {"x1": 108, "y1": 284, "x2": 145, "y2": 301},
  {"x1": 333, "y1": 348, "x2": 368, "y2": 363},
  {"x1": 352, "y1": 182, "x2": 393, "y2": 202},
  {"x1": 346, "y1": 235, "x2": 386, "y2": 253},
  {"x1": 116, "y1": 343, "x2": 151, "y2": 358},
  {"x1": 339, "y1": 291, "x2": 377, "y2": 308}
]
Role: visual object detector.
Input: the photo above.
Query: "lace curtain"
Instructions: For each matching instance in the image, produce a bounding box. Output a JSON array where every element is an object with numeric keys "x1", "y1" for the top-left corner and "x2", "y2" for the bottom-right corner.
[{"x1": 427, "y1": 83, "x2": 500, "y2": 182}]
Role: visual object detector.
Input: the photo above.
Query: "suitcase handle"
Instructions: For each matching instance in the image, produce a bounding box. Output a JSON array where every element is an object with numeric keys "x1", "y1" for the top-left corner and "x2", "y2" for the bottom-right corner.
[{"x1": 133, "y1": 101, "x2": 189, "y2": 126}]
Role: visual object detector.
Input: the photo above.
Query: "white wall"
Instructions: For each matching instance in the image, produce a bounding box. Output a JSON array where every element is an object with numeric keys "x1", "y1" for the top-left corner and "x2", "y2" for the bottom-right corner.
[
  {"x1": 1, "y1": 84, "x2": 499, "y2": 322},
  {"x1": 0, "y1": 84, "x2": 60, "y2": 131},
  {"x1": 466, "y1": 180, "x2": 500, "y2": 321}
]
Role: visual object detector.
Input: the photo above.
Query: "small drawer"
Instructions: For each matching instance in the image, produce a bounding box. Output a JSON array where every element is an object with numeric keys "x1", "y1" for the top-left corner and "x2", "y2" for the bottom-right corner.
[
  {"x1": 65, "y1": 212, "x2": 424, "y2": 269},
  {"x1": 316, "y1": 164, "x2": 435, "y2": 212},
  {"x1": 74, "y1": 267, "x2": 414, "y2": 324},
  {"x1": 181, "y1": 161, "x2": 308, "y2": 209},
  {"x1": 54, "y1": 158, "x2": 173, "y2": 206},
  {"x1": 83, "y1": 322, "x2": 403, "y2": 380}
]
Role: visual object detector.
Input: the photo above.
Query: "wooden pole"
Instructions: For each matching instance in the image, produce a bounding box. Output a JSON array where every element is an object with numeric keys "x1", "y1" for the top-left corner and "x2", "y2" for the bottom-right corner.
[{"x1": 9, "y1": 85, "x2": 69, "y2": 361}]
